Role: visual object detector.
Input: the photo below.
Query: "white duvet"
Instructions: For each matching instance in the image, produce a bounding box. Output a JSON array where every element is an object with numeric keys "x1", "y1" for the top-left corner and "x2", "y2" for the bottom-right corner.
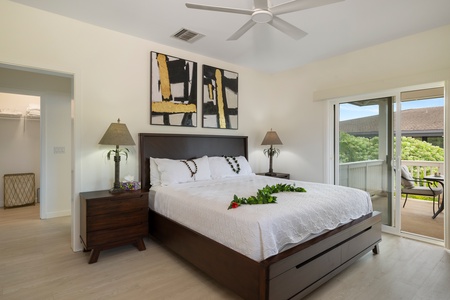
[{"x1": 149, "y1": 175, "x2": 373, "y2": 262}]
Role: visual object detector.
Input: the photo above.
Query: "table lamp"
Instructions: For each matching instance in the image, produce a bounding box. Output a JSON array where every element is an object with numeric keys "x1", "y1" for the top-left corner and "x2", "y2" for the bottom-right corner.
[
  {"x1": 99, "y1": 119, "x2": 135, "y2": 193},
  {"x1": 261, "y1": 129, "x2": 283, "y2": 176}
]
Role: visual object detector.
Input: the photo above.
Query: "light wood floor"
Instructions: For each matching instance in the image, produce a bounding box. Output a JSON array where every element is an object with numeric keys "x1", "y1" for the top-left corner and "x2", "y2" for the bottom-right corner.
[
  {"x1": 401, "y1": 199, "x2": 444, "y2": 240},
  {"x1": 1, "y1": 205, "x2": 450, "y2": 300}
]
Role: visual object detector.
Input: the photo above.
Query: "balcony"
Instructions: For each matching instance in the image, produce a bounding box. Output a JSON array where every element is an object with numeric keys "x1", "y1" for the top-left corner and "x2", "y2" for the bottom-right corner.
[{"x1": 340, "y1": 160, "x2": 444, "y2": 240}]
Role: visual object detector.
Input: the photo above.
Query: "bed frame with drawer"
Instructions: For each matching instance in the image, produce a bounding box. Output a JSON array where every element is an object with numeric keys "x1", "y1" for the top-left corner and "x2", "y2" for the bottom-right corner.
[{"x1": 139, "y1": 133, "x2": 381, "y2": 300}]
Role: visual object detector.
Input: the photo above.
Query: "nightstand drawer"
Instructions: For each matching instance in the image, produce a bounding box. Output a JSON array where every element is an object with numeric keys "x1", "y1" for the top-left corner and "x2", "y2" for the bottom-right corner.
[
  {"x1": 87, "y1": 224, "x2": 148, "y2": 248},
  {"x1": 87, "y1": 207, "x2": 148, "y2": 231},
  {"x1": 87, "y1": 195, "x2": 147, "y2": 216}
]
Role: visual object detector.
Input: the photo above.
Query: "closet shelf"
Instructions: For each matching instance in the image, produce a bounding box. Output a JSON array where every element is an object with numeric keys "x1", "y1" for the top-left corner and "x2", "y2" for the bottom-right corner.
[
  {"x1": 25, "y1": 115, "x2": 40, "y2": 120},
  {"x1": 0, "y1": 115, "x2": 40, "y2": 120},
  {"x1": 0, "y1": 114, "x2": 22, "y2": 119}
]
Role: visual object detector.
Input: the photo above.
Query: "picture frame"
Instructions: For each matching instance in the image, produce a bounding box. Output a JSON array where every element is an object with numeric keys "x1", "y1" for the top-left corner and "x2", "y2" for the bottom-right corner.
[
  {"x1": 150, "y1": 51, "x2": 197, "y2": 127},
  {"x1": 202, "y1": 65, "x2": 238, "y2": 129}
]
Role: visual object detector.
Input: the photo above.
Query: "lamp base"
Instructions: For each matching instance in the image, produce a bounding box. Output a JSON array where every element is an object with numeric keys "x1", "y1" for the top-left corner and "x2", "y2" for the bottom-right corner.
[
  {"x1": 109, "y1": 187, "x2": 124, "y2": 194},
  {"x1": 265, "y1": 172, "x2": 277, "y2": 176}
]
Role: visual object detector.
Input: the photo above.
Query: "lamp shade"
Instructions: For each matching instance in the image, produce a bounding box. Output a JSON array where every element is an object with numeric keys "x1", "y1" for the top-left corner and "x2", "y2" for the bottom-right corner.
[
  {"x1": 261, "y1": 130, "x2": 282, "y2": 146},
  {"x1": 99, "y1": 119, "x2": 135, "y2": 146}
]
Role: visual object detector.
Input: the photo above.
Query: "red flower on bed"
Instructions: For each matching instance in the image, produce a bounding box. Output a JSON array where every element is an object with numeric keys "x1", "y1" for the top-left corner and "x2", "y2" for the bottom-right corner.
[{"x1": 231, "y1": 202, "x2": 240, "y2": 209}]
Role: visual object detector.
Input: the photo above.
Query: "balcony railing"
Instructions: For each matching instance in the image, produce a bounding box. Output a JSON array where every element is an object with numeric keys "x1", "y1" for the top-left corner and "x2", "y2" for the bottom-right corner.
[
  {"x1": 339, "y1": 160, "x2": 444, "y2": 194},
  {"x1": 339, "y1": 160, "x2": 385, "y2": 195},
  {"x1": 401, "y1": 160, "x2": 444, "y2": 178}
]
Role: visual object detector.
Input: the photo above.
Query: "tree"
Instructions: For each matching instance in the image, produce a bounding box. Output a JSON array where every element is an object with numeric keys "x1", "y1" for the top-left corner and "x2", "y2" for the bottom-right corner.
[
  {"x1": 339, "y1": 132, "x2": 379, "y2": 163},
  {"x1": 339, "y1": 132, "x2": 444, "y2": 163},
  {"x1": 400, "y1": 136, "x2": 444, "y2": 161}
]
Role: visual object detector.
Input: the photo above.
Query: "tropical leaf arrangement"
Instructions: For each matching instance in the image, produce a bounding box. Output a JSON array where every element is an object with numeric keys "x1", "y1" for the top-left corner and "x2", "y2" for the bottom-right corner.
[
  {"x1": 105, "y1": 148, "x2": 130, "y2": 161},
  {"x1": 228, "y1": 183, "x2": 306, "y2": 209},
  {"x1": 263, "y1": 147, "x2": 280, "y2": 157}
]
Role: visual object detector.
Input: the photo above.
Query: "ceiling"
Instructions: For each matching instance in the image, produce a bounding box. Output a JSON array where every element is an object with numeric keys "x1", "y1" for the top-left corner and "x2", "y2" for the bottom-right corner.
[{"x1": 11, "y1": 0, "x2": 450, "y2": 73}]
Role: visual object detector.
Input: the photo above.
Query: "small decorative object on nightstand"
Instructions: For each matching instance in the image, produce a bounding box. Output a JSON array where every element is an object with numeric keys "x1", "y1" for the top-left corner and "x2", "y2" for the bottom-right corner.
[
  {"x1": 80, "y1": 189, "x2": 148, "y2": 264},
  {"x1": 261, "y1": 129, "x2": 283, "y2": 176},
  {"x1": 257, "y1": 172, "x2": 290, "y2": 179}
]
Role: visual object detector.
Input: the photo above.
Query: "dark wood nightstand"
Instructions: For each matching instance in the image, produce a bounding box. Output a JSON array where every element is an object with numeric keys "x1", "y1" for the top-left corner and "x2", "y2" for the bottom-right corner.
[
  {"x1": 80, "y1": 189, "x2": 148, "y2": 264},
  {"x1": 257, "y1": 172, "x2": 290, "y2": 179}
]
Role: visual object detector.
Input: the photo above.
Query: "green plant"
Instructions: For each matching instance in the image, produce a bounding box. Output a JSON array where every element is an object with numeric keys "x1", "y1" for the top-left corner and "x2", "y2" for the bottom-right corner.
[
  {"x1": 339, "y1": 132, "x2": 444, "y2": 163},
  {"x1": 228, "y1": 183, "x2": 306, "y2": 209}
]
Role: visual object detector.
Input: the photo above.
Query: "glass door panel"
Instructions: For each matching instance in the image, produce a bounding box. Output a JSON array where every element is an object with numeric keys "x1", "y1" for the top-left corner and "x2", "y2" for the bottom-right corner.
[
  {"x1": 398, "y1": 91, "x2": 445, "y2": 239},
  {"x1": 336, "y1": 97, "x2": 393, "y2": 226}
]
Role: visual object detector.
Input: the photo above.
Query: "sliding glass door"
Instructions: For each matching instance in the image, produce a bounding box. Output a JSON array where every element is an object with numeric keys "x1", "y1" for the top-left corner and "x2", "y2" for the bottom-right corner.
[{"x1": 331, "y1": 84, "x2": 445, "y2": 242}]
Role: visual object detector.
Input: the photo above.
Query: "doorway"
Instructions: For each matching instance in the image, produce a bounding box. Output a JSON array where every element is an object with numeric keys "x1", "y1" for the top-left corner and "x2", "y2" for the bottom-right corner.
[
  {"x1": 0, "y1": 93, "x2": 41, "y2": 210},
  {"x1": 0, "y1": 64, "x2": 73, "y2": 219}
]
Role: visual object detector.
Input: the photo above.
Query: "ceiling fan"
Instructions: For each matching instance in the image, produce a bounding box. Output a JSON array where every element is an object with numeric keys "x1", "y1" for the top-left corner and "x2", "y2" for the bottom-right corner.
[{"x1": 186, "y1": 0, "x2": 344, "y2": 41}]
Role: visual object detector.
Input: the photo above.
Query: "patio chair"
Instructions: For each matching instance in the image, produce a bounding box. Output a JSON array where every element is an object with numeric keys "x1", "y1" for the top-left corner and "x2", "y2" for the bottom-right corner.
[{"x1": 400, "y1": 165, "x2": 443, "y2": 208}]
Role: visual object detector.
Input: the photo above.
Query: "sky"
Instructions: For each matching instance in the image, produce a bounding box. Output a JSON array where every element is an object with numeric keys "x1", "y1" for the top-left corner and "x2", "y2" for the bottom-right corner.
[{"x1": 339, "y1": 97, "x2": 444, "y2": 121}]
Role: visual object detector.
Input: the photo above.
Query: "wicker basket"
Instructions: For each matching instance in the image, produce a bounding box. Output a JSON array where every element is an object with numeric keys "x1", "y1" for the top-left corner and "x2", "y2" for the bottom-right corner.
[{"x1": 3, "y1": 173, "x2": 35, "y2": 208}]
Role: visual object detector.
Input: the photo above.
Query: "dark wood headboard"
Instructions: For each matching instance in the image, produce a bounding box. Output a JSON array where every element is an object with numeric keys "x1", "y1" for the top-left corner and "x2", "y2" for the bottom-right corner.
[{"x1": 139, "y1": 133, "x2": 248, "y2": 191}]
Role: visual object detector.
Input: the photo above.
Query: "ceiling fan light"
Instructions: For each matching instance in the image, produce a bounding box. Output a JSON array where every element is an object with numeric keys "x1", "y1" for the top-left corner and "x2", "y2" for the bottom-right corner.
[{"x1": 251, "y1": 10, "x2": 273, "y2": 23}]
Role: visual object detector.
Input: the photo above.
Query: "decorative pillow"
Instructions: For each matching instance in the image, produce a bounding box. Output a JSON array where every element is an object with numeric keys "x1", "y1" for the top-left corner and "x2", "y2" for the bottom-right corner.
[
  {"x1": 149, "y1": 157, "x2": 161, "y2": 187},
  {"x1": 400, "y1": 165, "x2": 415, "y2": 189},
  {"x1": 208, "y1": 156, "x2": 254, "y2": 179},
  {"x1": 154, "y1": 156, "x2": 211, "y2": 186}
]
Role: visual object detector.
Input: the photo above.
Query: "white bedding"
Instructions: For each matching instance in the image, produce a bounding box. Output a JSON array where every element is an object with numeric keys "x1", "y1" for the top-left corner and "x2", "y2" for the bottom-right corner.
[{"x1": 149, "y1": 175, "x2": 373, "y2": 262}]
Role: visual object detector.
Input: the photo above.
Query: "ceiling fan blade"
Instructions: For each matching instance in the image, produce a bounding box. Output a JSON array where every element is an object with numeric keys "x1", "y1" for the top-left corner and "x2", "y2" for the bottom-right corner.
[
  {"x1": 269, "y1": 16, "x2": 307, "y2": 40},
  {"x1": 186, "y1": 3, "x2": 253, "y2": 15},
  {"x1": 271, "y1": 0, "x2": 344, "y2": 15},
  {"x1": 227, "y1": 19, "x2": 256, "y2": 40},
  {"x1": 253, "y1": 0, "x2": 268, "y2": 10}
]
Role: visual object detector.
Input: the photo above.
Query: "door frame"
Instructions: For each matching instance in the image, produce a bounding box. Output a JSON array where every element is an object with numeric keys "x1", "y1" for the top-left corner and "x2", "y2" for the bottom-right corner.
[{"x1": 0, "y1": 62, "x2": 79, "y2": 251}]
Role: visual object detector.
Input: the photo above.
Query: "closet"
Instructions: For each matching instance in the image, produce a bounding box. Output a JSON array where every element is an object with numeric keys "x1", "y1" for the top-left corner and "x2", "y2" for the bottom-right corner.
[{"x1": 0, "y1": 92, "x2": 40, "y2": 208}]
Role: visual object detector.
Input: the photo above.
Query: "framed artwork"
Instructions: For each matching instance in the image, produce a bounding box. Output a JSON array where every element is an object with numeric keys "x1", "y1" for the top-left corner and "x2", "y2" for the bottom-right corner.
[
  {"x1": 150, "y1": 51, "x2": 197, "y2": 126},
  {"x1": 202, "y1": 65, "x2": 238, "y2": 129}
]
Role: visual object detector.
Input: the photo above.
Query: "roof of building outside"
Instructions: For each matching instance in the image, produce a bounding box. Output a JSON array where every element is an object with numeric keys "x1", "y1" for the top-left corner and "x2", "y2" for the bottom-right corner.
[{"x1": 340, "y1": 107, "x2": 443, "y2": 136}]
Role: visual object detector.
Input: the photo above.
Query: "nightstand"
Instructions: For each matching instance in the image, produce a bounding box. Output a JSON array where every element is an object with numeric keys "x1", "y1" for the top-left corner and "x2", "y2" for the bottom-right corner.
[
  {"x1": 257, "y1": 172, "x2": 290, "y2": 179},
  {"x1": 80, "y1": 189, "x2": 148, "y2": 264}
]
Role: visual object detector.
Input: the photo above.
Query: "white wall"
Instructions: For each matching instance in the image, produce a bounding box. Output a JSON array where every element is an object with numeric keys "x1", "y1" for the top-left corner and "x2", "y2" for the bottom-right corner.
[
  {"x1": 41, "y1": 91, "x2": 72, "y2": 218},
  {"x1": 0, "y1": 93, "x2": 40, "y2": 207},
  {"x1": 0, "y1": 1, "x2": 272, "y2": 251},
  {"x1": 270, "y1": 24, "x2": 450, "y2": 182}
]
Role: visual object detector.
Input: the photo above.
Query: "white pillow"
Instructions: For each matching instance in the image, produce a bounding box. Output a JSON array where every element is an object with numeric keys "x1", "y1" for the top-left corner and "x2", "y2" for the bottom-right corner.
[
  {"x1": 149, "y1": 157, "x2": 161, "y2": 187},
  {"x1": 154, "y1": 156, "x2": 211, "y2": 186},
  {"x1": 191, "y1": 156, "x2": 212, "y2": 181},
  {"x1": 208, "y1": 156, "x2": 253, "y2": 179}
]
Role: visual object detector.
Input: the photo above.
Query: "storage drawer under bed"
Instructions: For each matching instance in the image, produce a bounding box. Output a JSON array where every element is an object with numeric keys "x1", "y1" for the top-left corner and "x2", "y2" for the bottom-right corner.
[{"x1": 268, "y1": 220, "x2": 381, "y2": 300}]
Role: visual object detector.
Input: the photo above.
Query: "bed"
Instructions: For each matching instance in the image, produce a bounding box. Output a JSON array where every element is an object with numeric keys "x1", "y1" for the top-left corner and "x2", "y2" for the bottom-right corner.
[{"x1": 139, "y1": 133, "x2": 381, "y2": 300}]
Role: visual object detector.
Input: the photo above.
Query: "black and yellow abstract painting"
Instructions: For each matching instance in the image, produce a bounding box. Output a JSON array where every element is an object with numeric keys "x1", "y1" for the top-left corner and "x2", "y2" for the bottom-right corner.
[
  {"x1": 202, "y1": 65, "x2": 238, "y2": 129},
  {"x1": 150, "y1": 52, "x2": 197, "y2": 126}
]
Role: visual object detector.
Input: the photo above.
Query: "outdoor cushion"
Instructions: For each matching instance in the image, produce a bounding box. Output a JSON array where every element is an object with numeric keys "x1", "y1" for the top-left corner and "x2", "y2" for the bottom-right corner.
[
  {"x1": 400, "y1": 165, "x2": 415, "y2": 189},
  {"x1": 401, "y1": 186, "x2": 442, "y2": 196}
]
